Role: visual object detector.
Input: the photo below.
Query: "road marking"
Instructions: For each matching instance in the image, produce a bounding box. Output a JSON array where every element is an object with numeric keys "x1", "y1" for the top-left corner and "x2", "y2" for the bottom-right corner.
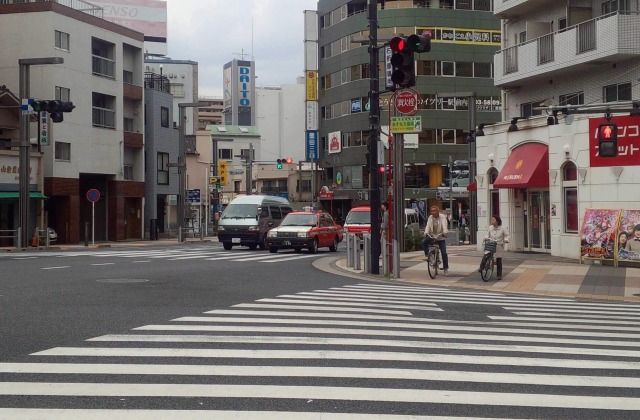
[
  {"x1": 203, "y1": 309, "x2": 417, "y2": 321},
  {"x1": 91, "y1": 263, "x2": 115, "y2": 266},
  {"x1": 13, "y1": 257, "x2": 37, "y2": 260},
  {"x1": 264, "y1": 254, "x2": 326, "y2": 262},
  {"x1": 166, "y1": 253, "x2": 223, "y2": 260},
  {"x1": 41, "y1": 266, "x2": 70, "y2": 270},
  {"x1": 231, "y1": 303, "x2": 414, "y2": 316},
  {"x1": 132, "y1": 261, "x2": 150, "y2": 264},
  {"x1": 1, "y1": 362, "x2": 636, "y2": 388},
  {"x1": 85, "y1": 334, "x2": 640, "y2": 358},
  {"x1": 0, "y1": 408, "x2": 512, "y2": 420},
  {"x1": 512, "y1": 311, "x2": 640, "y2": 321},
  {"x1": 1, "y1": 382, "x2": 639, "y2": 409},
  {"x1": 255, "y1": 298, "x2": 442, "y2": 311}
]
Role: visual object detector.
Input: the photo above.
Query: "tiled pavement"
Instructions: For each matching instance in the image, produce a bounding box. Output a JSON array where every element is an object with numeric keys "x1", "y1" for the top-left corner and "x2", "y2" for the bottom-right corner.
[{"x1": 336, "y1": 245, "x2": 640, "y2": 302}]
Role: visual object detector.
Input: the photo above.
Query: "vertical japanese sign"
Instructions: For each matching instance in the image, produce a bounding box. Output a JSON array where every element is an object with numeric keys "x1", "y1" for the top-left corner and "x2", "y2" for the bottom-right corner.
[{"x1": 40, "y1": 112, "x2": 49, "y2": 145}]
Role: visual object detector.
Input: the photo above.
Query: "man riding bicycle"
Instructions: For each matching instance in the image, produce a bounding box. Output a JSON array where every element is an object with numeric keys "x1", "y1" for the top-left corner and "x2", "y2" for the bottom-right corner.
[{"x1": 423, "y1": 205, "x2": 449, "y2": 276}]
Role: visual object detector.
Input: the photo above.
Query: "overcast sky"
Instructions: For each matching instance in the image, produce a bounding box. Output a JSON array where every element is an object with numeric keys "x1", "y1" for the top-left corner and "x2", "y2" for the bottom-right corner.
[{"x1": 166, "y1": 0, "x2": 319, "y2": 98}]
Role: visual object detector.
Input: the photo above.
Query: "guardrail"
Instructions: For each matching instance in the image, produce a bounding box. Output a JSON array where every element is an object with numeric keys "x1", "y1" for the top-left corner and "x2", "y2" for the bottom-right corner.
[
  {"x1": 0, "y1": 228, "x2": 21, "y2": 248},
  {"x1": 178, "y1": 226, "x2": 204, "y2": 242}
]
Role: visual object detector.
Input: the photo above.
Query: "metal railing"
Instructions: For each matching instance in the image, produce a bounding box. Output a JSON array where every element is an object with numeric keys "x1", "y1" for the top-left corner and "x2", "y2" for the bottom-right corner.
[
  {"x1": 92, "y1": 55, "x2": 116, "y2": 78},
  {"x1": 503, "y1": 45, "x2": 518, "y2": 74},
  {"x1": 577, "y1": 19, "x2": 597, "y2": 54},
  {"x1": 537, "y1": 33, "x2": 554, "y2": 64},
  {"x1": 0, "y1": 228, "x2": 21, "y2": 248},
  {"x1": 144, "y1": 73, "x2": 170, "y2": 93}
]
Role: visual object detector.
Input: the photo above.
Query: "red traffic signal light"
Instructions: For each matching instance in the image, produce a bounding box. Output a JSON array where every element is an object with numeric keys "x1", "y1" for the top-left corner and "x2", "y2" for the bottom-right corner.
[
  {"x1": 378, "y1": 166, "x2": 386, "y2": 173},
  {"x1": 388, "y1": 36, "x2": 415, "y2": 89},
  {"x1": 598, "y1": 123, "x2": 618, "y2": 157},
  {"x1": 389, "y1": 36, "x2": 406, "y2": 52}
]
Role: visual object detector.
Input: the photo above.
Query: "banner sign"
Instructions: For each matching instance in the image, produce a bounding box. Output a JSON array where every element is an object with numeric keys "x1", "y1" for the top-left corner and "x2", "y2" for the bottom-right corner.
[
  {"x1": 306, "y1": 130, "x2": 318, "y2": 162},
  {"x1": 580, "y1": 209, "x2": 619, "y2": 261},
  {"x1": 618, "y1": 210, "x2": 640, "y2": 262},
  {"x1": 328, "y1": 131, "x2": 341, "y2": 154},
  {"x1": 306, "y1": 71, "x2": 318, "y2": 101}
]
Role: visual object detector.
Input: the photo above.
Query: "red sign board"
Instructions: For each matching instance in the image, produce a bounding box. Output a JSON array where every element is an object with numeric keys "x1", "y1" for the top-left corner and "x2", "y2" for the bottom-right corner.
[
  {"x1": 395, "y1": 91, "x2": 418, "y2": 114},
  {"x1": 589, "y1": 116, "x2": 640, "y2": 167}
]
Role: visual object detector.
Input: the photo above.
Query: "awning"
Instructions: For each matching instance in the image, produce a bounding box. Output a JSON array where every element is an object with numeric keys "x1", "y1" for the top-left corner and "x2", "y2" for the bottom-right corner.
[
  {"x1": 493, "y1": 143, "x2": 549, "y2": 189},
  {"x1": 466, "y1": 182, "x2": 477, "y2": 192},
  {"x1": 0, "y1": 192, "x2": 48, "y2": 199}
]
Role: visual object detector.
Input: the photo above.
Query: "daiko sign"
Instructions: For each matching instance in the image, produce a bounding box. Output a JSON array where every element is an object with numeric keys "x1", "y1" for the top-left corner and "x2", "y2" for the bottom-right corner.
[{"x1": 590, "y1": 115, "x2": 640, "y2": 167}]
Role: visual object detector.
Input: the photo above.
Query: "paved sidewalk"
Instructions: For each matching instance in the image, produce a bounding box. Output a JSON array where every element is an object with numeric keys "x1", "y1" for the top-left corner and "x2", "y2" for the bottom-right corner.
[
  {"x1": 0, "y1": 236, "x2": 217, "y2": 252},
  {"x1": 335, "y1": 245, "x2": 640, "y2": 302}
]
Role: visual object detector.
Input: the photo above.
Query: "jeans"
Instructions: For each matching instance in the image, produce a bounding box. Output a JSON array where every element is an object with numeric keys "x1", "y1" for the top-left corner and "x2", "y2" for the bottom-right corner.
[
  {"x1": 422, "y1": 237, "x2": 448, "y2": 270},
  {"x1": 480, "y1": 256, "x2": 502, "y2": 276}
]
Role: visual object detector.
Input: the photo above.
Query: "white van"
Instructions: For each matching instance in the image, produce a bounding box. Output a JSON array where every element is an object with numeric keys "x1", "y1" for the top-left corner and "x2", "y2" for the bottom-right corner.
[{"x1": 217, "y1": 195, "x2": 292, "y2": 250}]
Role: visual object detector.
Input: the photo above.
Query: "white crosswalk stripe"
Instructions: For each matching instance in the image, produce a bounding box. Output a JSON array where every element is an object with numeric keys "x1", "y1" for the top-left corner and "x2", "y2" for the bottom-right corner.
[
  {"x1": 1, "y1": 247, "x2": 326, "y2": 264},
  {"x1": 2, "y1": 283, "x2": 640, "y2": 418}
]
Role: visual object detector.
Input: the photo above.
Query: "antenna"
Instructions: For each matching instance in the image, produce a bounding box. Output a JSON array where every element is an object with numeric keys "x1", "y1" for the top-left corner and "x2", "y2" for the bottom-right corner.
[
  {"x1": 233, "y1": 49, "x2": 249, "y2": 60},
  {"x1": 251, "y1": 15, "x2": 254, "y2": 61}
]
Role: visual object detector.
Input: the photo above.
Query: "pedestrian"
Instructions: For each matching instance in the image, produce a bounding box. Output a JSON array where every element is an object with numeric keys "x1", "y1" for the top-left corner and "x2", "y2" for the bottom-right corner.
[
  {"x1": 380, "y1": 202, "x2": 389, "y2": 239},
  {"x1": 479, "y1": 215, "x2": 509, "y2": 280},
  {"x1": 423, "y1": 206, "x2": 449, "y2": 276}
]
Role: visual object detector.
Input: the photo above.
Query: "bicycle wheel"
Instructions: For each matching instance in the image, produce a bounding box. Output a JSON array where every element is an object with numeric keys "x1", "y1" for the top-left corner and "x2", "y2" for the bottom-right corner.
[
  {"x1": 480, "y1": 254, "x2": 494, "y2": 282},
  {"x1": 427, "y1": 249, "x2": 438, "y2": 279}
]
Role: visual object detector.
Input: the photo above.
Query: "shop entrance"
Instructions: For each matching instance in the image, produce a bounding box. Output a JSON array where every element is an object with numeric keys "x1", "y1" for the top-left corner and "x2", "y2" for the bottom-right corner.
[{"x1": 528, "y1": 190, "x2": 551, "y2": 251}]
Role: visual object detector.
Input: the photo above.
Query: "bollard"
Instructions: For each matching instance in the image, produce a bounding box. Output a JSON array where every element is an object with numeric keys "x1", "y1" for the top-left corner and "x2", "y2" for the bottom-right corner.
[
  {"x1": 363, "y1": 233, "x2": 371, "y2": 274},
  {"x1": 84, "y1": 222, "x2": 89, "y2": 247},
  {"x1": 178, "y1": 227, "x2": 182, "y2": 243},
  {"x1": 354, "y1": 236, "x2": 362, "y2": 270},
  {"x1": 16, "y1": 227, "x2": 22, "y2": 249},
  {"x1": 45, "y1": 229, "x2": 50, "y2": 248},
  {"x1": 381, "y1": 237, "x2": 388, "y2": 275},
  {"x1": 346, "y1": 233, "x2": 353, "y2": 268},
  {"x1": 393, "y1": 239, "x2": 401, "y2": 279},
  {"x1": 150, "y1": 219, "x2": 157, "y2": 240}
]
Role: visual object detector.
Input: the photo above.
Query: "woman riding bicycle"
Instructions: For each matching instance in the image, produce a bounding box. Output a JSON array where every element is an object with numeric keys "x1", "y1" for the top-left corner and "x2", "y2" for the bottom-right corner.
[
  {"x1": 478, "y1": 215, "x2": 509, "y2": 280},
  {"x1": 423, "y1": 206, "x2": 449, "y2": 276}
]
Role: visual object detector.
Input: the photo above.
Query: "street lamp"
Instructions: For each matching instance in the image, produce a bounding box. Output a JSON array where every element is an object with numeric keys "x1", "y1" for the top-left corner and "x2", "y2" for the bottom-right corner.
[{"x1": 18, "y1": 57, "x2": 64, "y2": 248}]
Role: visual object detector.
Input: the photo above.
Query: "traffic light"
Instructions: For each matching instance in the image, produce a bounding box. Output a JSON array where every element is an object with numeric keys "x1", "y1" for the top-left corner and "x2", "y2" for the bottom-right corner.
[
  {"x1": 276, "y1": 157, "x2": 293, "y2": 169},
  {"x1": 598, "y1": 123, "x2": 618, "y2": 157},
  {"x1": 30, "y1": 100, "x2": 75, "y2": 123},
  {"x1": 407, "y1": 33, "x2": 431, "y2": 53},
  {"x1": 389, "y1": 36, "x2": 415, "y2": 90}
]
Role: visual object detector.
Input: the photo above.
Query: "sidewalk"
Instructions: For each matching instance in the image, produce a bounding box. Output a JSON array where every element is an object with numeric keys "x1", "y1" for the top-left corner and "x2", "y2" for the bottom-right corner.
[
  {"x1": 334, "y1": 245, "x2": 640, "y2": 302},
  {"x1": 0, "y1": 236, "x2": 217, "y2": 252}
]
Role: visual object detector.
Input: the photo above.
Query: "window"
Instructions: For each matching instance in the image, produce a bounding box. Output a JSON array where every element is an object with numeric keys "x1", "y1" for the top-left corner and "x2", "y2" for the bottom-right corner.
[
  {"x1": 124, "y1": 165, "x2": 134, "y2": 181},
  {"x1": 456, "y1": 62, "x2": 473, "y2": 77},
  {"x1": 441, "y1": 61, "x2": 455, "y2": 76},
  {"x1": 157, "y1": 152, "x2": 169, "y2": 185},
  {"x1": 169, "y1": 83, "x2": 185, "y2": 98},
  {"x1": 602, "y1": 0, "x2": 630, "y2": 14},
  {"x1": 562, "y1": 162, "x2": 578, "y2": 233},
  {"x1": 55, "y1": 30, "x2": 69, "y2": 51},
  {"x1": 54, "y1": 142, "x2": 70, "y2": 161},
  {"x1": 521, "y1": 101, "x2": 544, "y2": 118},
  {"x1": 558, "y1": 18, "x2": 567, "y2": 32},
  {"x1": 92, "y1": 93, "x2": 116, "y2": 129},
  {"x1": 603, "y1": 82, "x2": 632, "y2": 102},
  {"x1": 297, "y1": 179, "x2": 312, "y2": 192},
  {"x1": 160, "y1": 107, "x2": 169, "y2": 128},
  {"x1": 488, "y1": 168, "x2": 500, "y2": 218},
  {"x1": 559, "y1": 92, "x2": 584, "y2": 106},
  {"x1": 518, "y1": 31, "x2": 527, "y2": 44},
  {"x1": 234, "y1": 180, "x2": 241, "y2": 193},
  {"x1": 269, "y1": 206, "x2": 282, "y2": 220},
  {"x1": 474, "y1": 62, "x2": 492, "y2": 78},
  {"x1": 55, "y1": 87, "x2": 70, "y2": 102},
  {"x1": 241, "y1": 148, "x2": 255, "y2": 161},
  {"x1": 92, "y1": 38, "x2": 115, "y2": 78},
  {"x1": 218, "y1": 149, "x2": 232, "y2": 160}
]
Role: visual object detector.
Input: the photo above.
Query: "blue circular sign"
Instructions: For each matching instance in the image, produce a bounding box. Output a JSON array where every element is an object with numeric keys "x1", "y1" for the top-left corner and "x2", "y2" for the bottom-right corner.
[{"x1": 86, "y1": 189, "x2": 101, "y2": 203}]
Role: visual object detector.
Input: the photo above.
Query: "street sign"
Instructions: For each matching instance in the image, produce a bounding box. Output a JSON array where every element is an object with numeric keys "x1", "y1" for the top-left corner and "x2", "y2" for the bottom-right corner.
[
  {"x1": 395, "y1": 91, "x2": 418, "y2": 114},
  {"x1": 391, "y1": 116, "x2": 422, "y2": 134},
  {"x1": 306, "y1": 130, "x2": 318, "y2": 161},
  {"x1": 228, "y1": 169, "x2": 244, "y2": 175},
  {"x1": 86, "y1": 189, "x2": 100, "y2": 203},
  {"x1": 209, "y1": 176, "x2": 219, "y2": 185},
  {"x1": 187, "y1": 189, "x2": 201, "y2": 204}
]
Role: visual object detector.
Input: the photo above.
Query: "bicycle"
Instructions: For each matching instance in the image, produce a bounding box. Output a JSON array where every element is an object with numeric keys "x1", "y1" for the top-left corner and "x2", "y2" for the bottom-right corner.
[
  {"x1": 480, "y1": 238, "x2": 497, "y2": 282},
  {"x1": 426, "y1": 234, "x2": 444, "y2": 279}
]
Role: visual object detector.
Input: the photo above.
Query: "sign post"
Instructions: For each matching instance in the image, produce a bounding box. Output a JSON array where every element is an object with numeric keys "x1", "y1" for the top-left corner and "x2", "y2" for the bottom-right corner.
[{"x1": 86, "y1": 189, "x2": 101, "y2": 246}]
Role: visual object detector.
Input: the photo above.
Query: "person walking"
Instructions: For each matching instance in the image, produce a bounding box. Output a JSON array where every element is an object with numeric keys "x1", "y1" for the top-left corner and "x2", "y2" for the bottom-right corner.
[
  {"x1": 423, "y1": 206, "x2": 449, "y2": 276},
  {"x1": 380, "y1": 202, "x2": 389, "y2": 239},
  {"x1": 479, "y1": 215, "x2": 510, "y2": 280}
]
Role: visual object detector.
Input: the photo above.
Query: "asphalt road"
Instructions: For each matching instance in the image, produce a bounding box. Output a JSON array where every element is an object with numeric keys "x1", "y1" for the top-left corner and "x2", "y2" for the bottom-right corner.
[{"x1": 1, "y1": 243, "x2": 640, "y2": 418}]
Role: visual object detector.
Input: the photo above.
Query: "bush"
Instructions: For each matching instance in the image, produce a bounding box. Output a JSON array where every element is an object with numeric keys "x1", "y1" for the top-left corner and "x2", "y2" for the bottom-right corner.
[{"x1": 404, "y1": 229, "x2": 423, "y2": 252}]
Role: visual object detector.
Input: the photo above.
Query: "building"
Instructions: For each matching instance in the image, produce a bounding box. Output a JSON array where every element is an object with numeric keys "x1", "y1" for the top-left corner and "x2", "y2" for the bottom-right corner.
[
  {"x1": 143, "y1": 72, "x2": 179, "y2": 237},
  {"x1": 256, "y1": 81, "x2": 307, "y2": 164},
  {"x1": 0, "y1": 0, "x2": 146, "y2": 244},
  {"x1": 197, "y1": 97, "x2": 224, "y2": 130},
  {"x1": 315, "y1": 0, "x2": 501, "y2": 223},
  {"x1": 476, "y1": 0, "x2": 640, "y2": 259},
  {"x1": 223, "y1": 59, "x2": 256, "y2": 126},
  {"x1": 144, "y1": 58, "x2": 199, "y2": 135}
]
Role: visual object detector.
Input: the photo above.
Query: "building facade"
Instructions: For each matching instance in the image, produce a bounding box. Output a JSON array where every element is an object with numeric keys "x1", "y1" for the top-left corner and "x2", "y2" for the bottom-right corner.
[
  {"x1": 476, "y1": 0, "x2": 640, "y2": 259},
  {"x1": 144, "y1": 72, "x2": 179, "y2": 236},
  {"x1": 198, "y1": 97, "x2": 224, "y2": 130},
  {"x1": 0, "y1": 0, "x2": 146, "y2": 244},
  {"x1": 316, "y1": 0, "x2": 501, "y2": 222}
]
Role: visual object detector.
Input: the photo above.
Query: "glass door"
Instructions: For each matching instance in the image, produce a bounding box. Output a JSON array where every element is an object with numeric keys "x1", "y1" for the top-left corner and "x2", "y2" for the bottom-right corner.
[{"x1": 529, "y1": 191, "x2": 551, "y2": 251}]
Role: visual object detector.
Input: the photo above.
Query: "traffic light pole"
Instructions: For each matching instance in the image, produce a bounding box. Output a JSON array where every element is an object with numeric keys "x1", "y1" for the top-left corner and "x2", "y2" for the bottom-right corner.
[
  {"x1": 18, "y1": 57, "x2": 63, "y2": 248},
  {"x1": 368, "y1": 0, "x2": 381, "y2": 274}
]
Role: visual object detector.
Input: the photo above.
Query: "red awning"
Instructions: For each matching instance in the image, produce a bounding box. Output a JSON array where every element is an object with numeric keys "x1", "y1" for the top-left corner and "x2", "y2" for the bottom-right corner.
[
  {"x1": 493, "y1": 143, "x2": 549, "y2": 189},
  {"x1": 466, "y1": 182, "x2": 477, "y2": 192}
]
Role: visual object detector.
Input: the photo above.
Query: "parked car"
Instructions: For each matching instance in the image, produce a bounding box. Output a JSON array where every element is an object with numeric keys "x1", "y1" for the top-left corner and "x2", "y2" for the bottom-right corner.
[
  {"x1": 266, "y1": 211, "x2": 343, "y2": 254},
  {"x1": 47, "y1": 227, "x2": 57, "y2": 243}
]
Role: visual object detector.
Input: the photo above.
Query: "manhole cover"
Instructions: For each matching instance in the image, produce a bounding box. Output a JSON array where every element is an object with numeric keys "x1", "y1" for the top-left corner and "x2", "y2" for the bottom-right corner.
[{"x1": 96, "y1": 278, "x2": 149, "y2": 284}]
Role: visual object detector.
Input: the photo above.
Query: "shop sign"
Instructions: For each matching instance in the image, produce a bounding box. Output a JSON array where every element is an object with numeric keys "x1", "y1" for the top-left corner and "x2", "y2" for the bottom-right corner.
[
  {"x1": 328, "y1": 131, "x2": 341, "y2": 154},
  {"x1": 589, "y1": 116, "x2": 640, "y2": 167}
]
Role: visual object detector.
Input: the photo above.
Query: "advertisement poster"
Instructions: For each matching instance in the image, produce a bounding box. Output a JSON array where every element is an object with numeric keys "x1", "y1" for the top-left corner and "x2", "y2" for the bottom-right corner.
[
  {"x1": 580, "y1": 209, "x2": 620, "y2": 260},
  {"x1": 617, "y1": 210, "x2": 640, "y2": 263},
  {"x1": 328, "y1": 131, "x2": 341, "y2": 154}
]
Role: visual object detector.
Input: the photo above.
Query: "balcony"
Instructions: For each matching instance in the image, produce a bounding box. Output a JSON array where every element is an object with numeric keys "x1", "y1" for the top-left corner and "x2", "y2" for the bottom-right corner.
[
  {"x1": 123, "y1": 83, "x2": 142, "y2": 100},
  {"x1": 494, "y1": 12, "x2": 640, "y2": 88},
  {"x1": 494, "y1": 0, "x2": 555, "y2": 17},
  {"x1": 124, "y1": 131, "x2": 143, "y2": 148}
]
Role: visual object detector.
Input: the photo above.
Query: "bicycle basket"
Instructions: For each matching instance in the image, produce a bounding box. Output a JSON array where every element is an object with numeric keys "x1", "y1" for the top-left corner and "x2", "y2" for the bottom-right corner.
[{"x1": 483, "y1": 240, "x2": 497, "y2": 252}]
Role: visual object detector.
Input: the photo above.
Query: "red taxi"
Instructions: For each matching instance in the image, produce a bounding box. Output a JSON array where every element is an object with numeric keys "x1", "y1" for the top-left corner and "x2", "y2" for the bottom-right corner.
[
  {"x1": 343, "y1": 206, "x2": 371, "y2": 236},
  {"x1": 266, "y1": 211, "x2": 343, "y2": 254}
]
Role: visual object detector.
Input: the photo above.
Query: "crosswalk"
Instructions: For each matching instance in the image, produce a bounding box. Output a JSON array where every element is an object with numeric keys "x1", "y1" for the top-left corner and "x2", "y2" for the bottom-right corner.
[
  {"x1": 3, "y1": 247, "x2": 328, "y2": 265},
  {"x1": 1, "y1": 283, "x2": 640, "y2": 418}
]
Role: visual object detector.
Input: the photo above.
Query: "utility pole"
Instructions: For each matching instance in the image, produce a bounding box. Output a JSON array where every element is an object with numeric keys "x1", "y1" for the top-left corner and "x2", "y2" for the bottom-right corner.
[
  {"x1": 245, "y1": 142, "x2": 253, "y2": 195},
  {"x1": 368, "y1": 0, "x2": 381, "y2": 274}
]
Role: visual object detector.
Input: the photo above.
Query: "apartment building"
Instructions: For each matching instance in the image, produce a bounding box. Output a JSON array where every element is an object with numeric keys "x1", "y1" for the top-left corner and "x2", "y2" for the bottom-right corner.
[
  {"x1": 477, "y1": 0, "x2": 640, "y2": 259},
  {"x1": 316, "y1": 0, "x2": 501, "y2": 222},
  {"x1": 0, "y1": 0, "x2": 145, "y2": 243},
  {"x1": 198, "y1": 97, "x2": 224, "y2": 130}
]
